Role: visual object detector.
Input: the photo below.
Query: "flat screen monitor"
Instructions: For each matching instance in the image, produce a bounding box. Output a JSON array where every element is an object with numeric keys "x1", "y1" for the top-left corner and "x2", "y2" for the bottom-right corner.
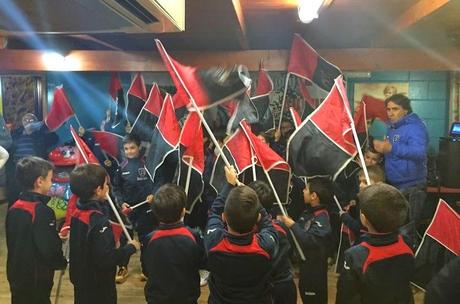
[{"x1": 449, "y1": 122, "x2": 460, "y2": 137}]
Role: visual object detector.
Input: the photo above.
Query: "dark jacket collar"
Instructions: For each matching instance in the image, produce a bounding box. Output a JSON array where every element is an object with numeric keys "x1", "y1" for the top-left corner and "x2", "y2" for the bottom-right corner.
[
  {"x1": 362, "y1": 231, "x2": 400, "y2": 246},
  {"x1": 158, "y1": 221, "x2": 185, "y2": 230},
  {"x1": 18, "y1": 191, "x2": 50, "y2": 205},
  {"x1": 76, "y1": 199, "x2": 105, "y2": 212}
]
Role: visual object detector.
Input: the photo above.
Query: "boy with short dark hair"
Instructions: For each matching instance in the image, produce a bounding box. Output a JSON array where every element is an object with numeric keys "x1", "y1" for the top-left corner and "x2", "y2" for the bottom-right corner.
[
  {"x1": 205, "y1": 166, "x2": 278, "y2": 304},
  {"x1": 142, "y1": 183, "x2": 205, "y2": 304},
  {"x1": 336, "y1": 183, "x2": 414, "y2": 304},
  {"x1": 6, "y1": 156, "x2": 67, "y2": 304},
  {"x1": 69, "y1": 164, "x2": 139, "y2": 303},
  {"x1": 113, "y1": 133, "x2": 154, "y2": 282},
  {"x1": 278, "y1": 177, "x2": 333, "y2": 304},
  {"x1": 340, "y1": 165, "x2": 385, "y2": 244},
  {"x1": 249, "y1": 180, "x2": 297, "y2": 304}
]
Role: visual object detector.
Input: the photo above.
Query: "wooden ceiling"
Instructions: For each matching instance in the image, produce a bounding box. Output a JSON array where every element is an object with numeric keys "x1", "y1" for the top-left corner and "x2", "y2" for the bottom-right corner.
[{"x1": 0, "y1": 0, "x2": 458, "y2": 52}]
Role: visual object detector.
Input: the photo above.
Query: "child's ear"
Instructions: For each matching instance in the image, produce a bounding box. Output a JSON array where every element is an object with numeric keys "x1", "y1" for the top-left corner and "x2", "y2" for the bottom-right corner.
[
  {"x1": 221, "y1": 212, "x2": 227, "y2": 223},
  {"x1": 311, "y1": 191, "x2": 318, "y2": 201},
  {"x1": 360, "y1": 212, "x2": 369, "y2": 228},
  {"x1": 181, "y1": 208, "x2": 186, "y2": 218},
  {"x1": 257, "y1": 213, "x2": 262, "y2": 223}
]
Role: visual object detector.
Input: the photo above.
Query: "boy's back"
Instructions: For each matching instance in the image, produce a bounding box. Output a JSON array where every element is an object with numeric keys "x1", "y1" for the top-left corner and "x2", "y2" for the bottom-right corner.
[
  {"x1": 6, "y1": 192, "x2": 67, "y2": 300},
  {"x1": 336, "y1": 232, "x2": 414, "y2": 304},
  {"x1": 142, "y1": 223, "x2": 205, "y2": 304},
  {"x1": 69, "y1": 200, "x2": 136, "y2": 303},
  {"x1": 205, "y1": 184, "x2": 278, "y2": 304}
]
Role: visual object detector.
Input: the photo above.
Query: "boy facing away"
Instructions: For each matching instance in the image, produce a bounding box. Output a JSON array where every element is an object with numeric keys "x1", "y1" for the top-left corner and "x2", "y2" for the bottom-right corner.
[
  {"x1": 205, "y1": 166, "x2": 278, "y2": 304},
  {"x1": 142, "y1": 184, "x2": 206, "y2": 304},
  {"x1": 69, "y1": 164, "x2": 139, "y2": 304},
  {"x1": 6, "y1": 156, "x2": 67, "y2": 304},
  {"x1": 336, "y1": 183, "x2": 414, "y2": 304},
  {"x1": 278, "y1": 177, "x2": 333, "y2": 304},
  {"x1": 248, "y1": 180, "x2": 297, "y2": 304}
]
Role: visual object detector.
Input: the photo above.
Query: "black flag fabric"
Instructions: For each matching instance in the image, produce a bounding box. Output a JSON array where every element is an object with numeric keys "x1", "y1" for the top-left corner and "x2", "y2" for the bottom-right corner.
[
  {"x1": 145, "y1": 94, "x2": 181, "y2": 183},
  {"x1": 130, "y1": 83, "x2": 163, "y2": 141},
  {"x1": 412, "y1": 200, "x2": 460, "y2": 290},
  {"x1": 155, "y1": 39, "x2": 251, "y2": 111},
  {"x1": 288, "y1": 33, "x2": 342, "y2": 92},
  {"x1": 287, "y1": 76, "x2": 356, "y2": 180},
  {"x1": 251, "y1": 64, "x2": 275, "y2": 133},
  {"x1": 179, "y1": 112, "x2": 205, "y2": 213},
  {"x1": 126, "y1": 73, "x2": 147, "y2": 126},
  {"x1": 226, "y1": 94, "x2": 259, "y2": 134},
  {"x1": 108, "y1": 73, "x2": 126, "y2": 128}
]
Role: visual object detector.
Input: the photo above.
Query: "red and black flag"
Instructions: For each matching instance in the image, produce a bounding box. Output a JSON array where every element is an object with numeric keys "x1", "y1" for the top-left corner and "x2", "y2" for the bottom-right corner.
[
  {"x1": 288, "y1": 33, "x2": 342, "y2": 92},
  {"x1": 155, "y1": 39, "x2": 250, "y2": 111},
  {"x1": 126, "y1": 73, "x2": 147, "y2": 126},
  {"x1": 45, "y1": 86, "x2": 75, "y2": 132},
  {"x1": 70, "y1": 126, "x2": 99, "y2": 165},
  {"x1": 287, "y1": 76, "x2": 357, "y2": 180},
  {"x1": 108, "y1": 73, "x2": 126, "y2": 128},
  {"x1": 226, "y1": 94, "x2": 259, "y2": 134},
  {"x1": 89, "y1": 130, "x2": 124, "y2": 163},
  {"x1": 412, "y1": 199, "x2": 460, "y2": 290},
  {"x1": 354, "y1": 94, "x2": 388, "y2": 133},
  {"x1": 145, "y1": 94, "x2": 181, "y2": 183},
  {"x1": 130, "y1": 83, "x2": 163, "y2": 141},
  {"x1": 298, "y1": 78, "x2": 321, "y2": 119},
  {"x1": 251, "y1": 63, "x2": 275, "y2": 133},
  {"x1": 240, "y1": 121, "x2": 291, "y2": 204},
  {"x1": 210, "y1": 128, "x2": 255, "y2": 194},
  {"x1": 290, "y1": 107, "x2": 302, "y2": 128},
  {"x1": 179, "y1": 112, "x2": 205, "y2": 213}
]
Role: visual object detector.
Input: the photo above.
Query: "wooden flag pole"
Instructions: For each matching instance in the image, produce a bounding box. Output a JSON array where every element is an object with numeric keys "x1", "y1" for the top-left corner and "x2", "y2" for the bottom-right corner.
[{"x1": 263, "y1": 169, "x2": 306, "y2": 261}]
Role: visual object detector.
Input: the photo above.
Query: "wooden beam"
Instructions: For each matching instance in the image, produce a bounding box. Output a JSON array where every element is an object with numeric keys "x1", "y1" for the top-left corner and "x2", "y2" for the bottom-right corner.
[
  {"x1": 231, "y1": 0, "x2": 249, "y2": 49},
  {"x1": 375, "y1": 0, "x2": 450, "y2": 46},
  {"x1": 2, "y1": 47, "x2": 460, "y2": 72},
  {"x1": 395, "y1": 0, "x2": 450, "y2": 32}
]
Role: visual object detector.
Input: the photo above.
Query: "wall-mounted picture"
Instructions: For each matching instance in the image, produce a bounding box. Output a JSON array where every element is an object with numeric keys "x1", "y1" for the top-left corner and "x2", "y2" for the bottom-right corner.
[{"x1": 353, "y1": 82, "x2": 409, "y2": 109}]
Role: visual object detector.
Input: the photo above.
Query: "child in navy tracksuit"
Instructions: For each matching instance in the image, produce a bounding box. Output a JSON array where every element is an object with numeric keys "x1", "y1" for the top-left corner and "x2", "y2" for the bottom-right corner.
[
  {"x1": 248, "y1": 180, "x2": 297, "y2": 304},
  {"x1": 69, "y1": 164, "x2": 139, "y2": 304},
  {"x1": 336, "y1": 183, "x2": 415, "y2": 304},
  {"x1": 142, "y1": 184, "x2": 206, "y2": 304},
  {"x1": 205, "y1": 166, "x2": 278, "y2": 304},
  {"x1": 278, "y1": 177, "x2": 333, "y2": 304},
  {"x1": 112, "y1": 134, "x2": 154, "y2": 281},
  {"x1": 6, "y1": 156, "x2": 67, "y2": 304}
]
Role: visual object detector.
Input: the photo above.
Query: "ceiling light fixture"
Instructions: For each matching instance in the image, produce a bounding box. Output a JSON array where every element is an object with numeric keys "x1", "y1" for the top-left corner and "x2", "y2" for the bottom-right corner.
[
  {"x1": 298, "y1": 0, "x2": 325, "y2": 24},
  {"x1": 42, "y1": 51, "x2": 80, "y2": 71}
]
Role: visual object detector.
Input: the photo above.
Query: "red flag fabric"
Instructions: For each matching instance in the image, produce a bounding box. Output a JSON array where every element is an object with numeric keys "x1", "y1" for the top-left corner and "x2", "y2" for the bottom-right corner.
[
  {"x1": 110, "y1": 220, "x2": 124, "y2": 247},
  {"x1": 354, "y1": 95, "x2": 388, "y2": 133},
  {"x1": 144, "y1": 83, "x2": 163, "y2": 117},
  {"x1": 225, "y1": 128, "x2": 255, "y2": 173},
  {"x1": 126, "y1": 73, "x2": 147, "y2": 126},
  {"x1": 145, "y1": 94, "x2": 181, "y2": 181},
  {"x1": 290, "y1": 107, "x2": 302, "y2": 128},
  {"x1": 179, "y1": 112, "x2": 205, "y2": 212},
  {"x1": 70, "y1": 126, "x2": 99, "y2": 165},
  {"x1": 45, "y1": 86, "x2": 74, "y2": 131},
  {"x1": 288, "y1": 34, "x2": 342, "y2": 92},
  {"x1": 240, "y1": 120, "x2": 289, "y2": 172},
  {"x1": 424, "y1": 200, "x2": 460, "y2": 256},
  {"x1": 59, "y1": 194, "x2": 78, "y2": 238},
  {"x1": 130, "y1": 83, "x2": 163, "y2": 141},
  {"x1": 287, "y1": 76, "x2": 357, "y2": 179},
  {"x1": 254, "y1": 63, "x2": 274, "y2": 98},
  {"x1": 155, "y1": 39, "x2": 250, "y2": 110},
  {"x1": 180, "y1": 112, "x2": 204, "y2": 173},
  {"x1": 89, "y1": 130, "x2": 123, "y2": 161}
]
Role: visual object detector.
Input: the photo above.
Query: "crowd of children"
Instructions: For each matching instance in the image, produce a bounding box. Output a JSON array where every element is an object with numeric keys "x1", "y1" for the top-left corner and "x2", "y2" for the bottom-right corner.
[{"x1": 4, "y1": 129, "x2": 447, "y2": 304}]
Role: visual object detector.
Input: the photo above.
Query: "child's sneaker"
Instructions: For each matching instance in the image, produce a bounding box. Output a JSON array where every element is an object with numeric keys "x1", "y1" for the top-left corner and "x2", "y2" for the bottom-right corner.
[
  {"x1": 199, "y1": 270, "x2": 210, "y2": 287},
  {"x1": 115, "y1": 266, "x2": 129, "y2": 284}
]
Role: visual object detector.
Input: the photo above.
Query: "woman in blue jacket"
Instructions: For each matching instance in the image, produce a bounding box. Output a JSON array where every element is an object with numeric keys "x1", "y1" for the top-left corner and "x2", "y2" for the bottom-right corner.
[{"x1": 373, "y1": 94, "x2": 428, "y2": 247}]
